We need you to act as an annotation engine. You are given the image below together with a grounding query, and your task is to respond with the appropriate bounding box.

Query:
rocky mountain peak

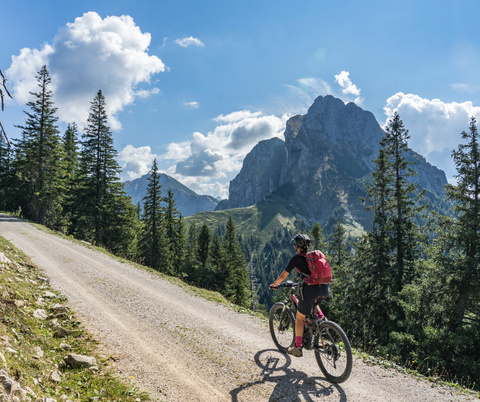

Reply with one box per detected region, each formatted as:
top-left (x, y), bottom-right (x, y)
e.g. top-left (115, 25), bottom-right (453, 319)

top-left (217, 95), bottom-right (449, 232)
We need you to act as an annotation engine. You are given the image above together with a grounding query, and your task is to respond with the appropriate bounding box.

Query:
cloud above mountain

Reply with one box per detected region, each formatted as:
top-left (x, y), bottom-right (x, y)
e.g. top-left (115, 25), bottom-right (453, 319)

top-left (119, 109), bottom-right (289, 198)
top-left (384, 92), bottom-right (480, 181)
top-left (165, 110), bottom-right (288, 179)
top-left (7, 12), bottom-right (165, 130)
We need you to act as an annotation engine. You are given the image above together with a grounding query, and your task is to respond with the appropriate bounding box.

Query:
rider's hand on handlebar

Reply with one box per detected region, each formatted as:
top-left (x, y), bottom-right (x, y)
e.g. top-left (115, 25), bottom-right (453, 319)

top-left (269, 283), bottom-right (278, 290)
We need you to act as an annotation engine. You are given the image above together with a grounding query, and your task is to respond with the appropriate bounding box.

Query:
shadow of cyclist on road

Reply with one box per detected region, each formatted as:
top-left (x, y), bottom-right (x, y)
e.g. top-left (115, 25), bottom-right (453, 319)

top-left (230, 349), bottom-right (348, 402)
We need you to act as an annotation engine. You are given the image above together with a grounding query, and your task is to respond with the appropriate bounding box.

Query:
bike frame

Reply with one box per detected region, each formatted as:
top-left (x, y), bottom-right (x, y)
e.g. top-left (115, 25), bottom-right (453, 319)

top-left (276, 281), bottom-right (326, 352)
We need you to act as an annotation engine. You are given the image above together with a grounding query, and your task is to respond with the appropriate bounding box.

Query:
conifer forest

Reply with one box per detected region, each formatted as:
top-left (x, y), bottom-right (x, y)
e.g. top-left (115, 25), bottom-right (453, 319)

top-left (1, 66), bottom-right (479, 390)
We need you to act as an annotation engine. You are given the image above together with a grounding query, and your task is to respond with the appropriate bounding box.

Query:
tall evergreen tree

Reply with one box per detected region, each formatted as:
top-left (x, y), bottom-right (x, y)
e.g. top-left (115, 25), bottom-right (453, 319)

top-left (172, 214), bottom-right (187, 275)
top-left (329, 218), bottom-right (349, 269)
top-left (309, 221), bottom-right (328, 251)
top-left (196, 222), bottom-right (213, 288)
top-left (222, 216), bottom-right (250, 307)
top-left (210, 233), bottom-right (225, 291)
top-left (196, 222), bottom-right (212, 270)
top-left (139, 159), bottom-right (168, 270)
top-left (14, 65), bottom-right (65, 227)
top-left (73, 90), bottom-right (135, 254)
top-left (401, 117), bottom-right (480, 384)
top-left (62, 123), bottom-right (80, 225)
top-left (349, 112), bottom-right (426, 350)
top-left (164, 189), bottom-right (180, 272)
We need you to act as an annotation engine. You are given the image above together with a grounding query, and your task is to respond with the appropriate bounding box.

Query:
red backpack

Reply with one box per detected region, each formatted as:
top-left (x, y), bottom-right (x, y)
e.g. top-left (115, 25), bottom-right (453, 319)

top-left (298, 250), bottom-right (332, 284)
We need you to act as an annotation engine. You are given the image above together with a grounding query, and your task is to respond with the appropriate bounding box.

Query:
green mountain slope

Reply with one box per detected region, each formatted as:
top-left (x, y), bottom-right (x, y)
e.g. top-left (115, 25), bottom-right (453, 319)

top-left (185, 194), bottom-right (297, 245)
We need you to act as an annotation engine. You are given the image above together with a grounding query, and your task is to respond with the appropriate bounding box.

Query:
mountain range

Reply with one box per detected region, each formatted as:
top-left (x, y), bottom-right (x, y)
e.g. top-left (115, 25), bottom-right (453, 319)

top-left (123, 173), bottom-right (218, 217)
top-left (215, 95), bottom-right (448, 235)
top-left (126, 95), bottom-right (449, 237)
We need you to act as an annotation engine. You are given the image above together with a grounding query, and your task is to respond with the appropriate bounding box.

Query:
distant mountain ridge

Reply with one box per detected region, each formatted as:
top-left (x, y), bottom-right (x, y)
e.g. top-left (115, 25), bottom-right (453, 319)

top-left (123, 173), bottom-right (218, 217)
top-left (216, 95), bottom-right (449, 234)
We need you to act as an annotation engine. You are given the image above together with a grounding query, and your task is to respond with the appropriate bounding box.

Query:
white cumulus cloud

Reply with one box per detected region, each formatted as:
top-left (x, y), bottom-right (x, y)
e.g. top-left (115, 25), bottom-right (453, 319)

top-left (159, 110), bottom-right (288, 184)
top-left (7, 12), bottom-right (165, 131)
top-left (334, 71), bottom-right (362, 105)
top-left (383, 92), bottom-right (480, 181)
top-left (175, 37), bottom-right (204, 48)
top-left (118, 145), bottom-right (158, 181)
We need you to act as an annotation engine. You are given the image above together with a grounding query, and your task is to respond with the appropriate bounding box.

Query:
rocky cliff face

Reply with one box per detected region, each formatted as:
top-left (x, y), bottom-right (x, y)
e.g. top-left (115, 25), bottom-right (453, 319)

top-left (217, 95), bottom-right (448, 231)
top-left (124, 174), bottom-right (218, 217)
top-left (227, 137), bottom-right (287, 209)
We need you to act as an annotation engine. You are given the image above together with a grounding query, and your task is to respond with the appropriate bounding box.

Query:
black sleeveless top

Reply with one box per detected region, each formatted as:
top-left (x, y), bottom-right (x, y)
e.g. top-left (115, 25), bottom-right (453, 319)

top-left (285, 254), bottom-right (310, 277)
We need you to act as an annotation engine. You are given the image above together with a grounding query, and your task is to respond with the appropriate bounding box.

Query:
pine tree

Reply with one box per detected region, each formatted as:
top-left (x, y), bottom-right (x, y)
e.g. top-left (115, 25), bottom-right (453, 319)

top-left (138, 159), bottom-right (168, 270)
top-left (350, 112), bottom-right (426, 349)
top-left (172, 214), bottom-right (187, 275)
top-left (210, 233), bottom-right (225, 291)
top-left (183, 220), bottom-right (198, 278)
top-left (309, 221), bottom-right (328, 251)
top-left (383, 112), bottom-right (426, 288)
top-left (14, 65), bottom-right (65, 227)
top-left (223, 216), bottom-right (250, 307)
top-left (442, 117), bottom-right (480, 330)
top-left (196, 222), bottom-right (212, 270)
top-left (196, 222), bottom-right (213, 288)
top-left (400, 118), bottom-right (480, 383)
top-left (73, 90), bottom-right (135, 255)
top-left (62, 123), bottom-right (80, 225)
top-left (329, 218), bottom-right (349, 269)
top-left (164, 189), bottom-right (180, 272)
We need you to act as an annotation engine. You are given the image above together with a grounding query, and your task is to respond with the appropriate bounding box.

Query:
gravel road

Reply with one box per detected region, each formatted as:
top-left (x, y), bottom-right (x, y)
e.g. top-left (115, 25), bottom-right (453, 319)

top-left (0, 214), bottom-right (476, 402)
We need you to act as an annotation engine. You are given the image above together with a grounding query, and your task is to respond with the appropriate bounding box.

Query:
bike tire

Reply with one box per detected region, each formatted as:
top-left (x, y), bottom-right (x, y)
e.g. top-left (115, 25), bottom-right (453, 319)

top-left (269, 303), bottom-right (295, 352)
top-left (314, 320), bottom-right (352, 383)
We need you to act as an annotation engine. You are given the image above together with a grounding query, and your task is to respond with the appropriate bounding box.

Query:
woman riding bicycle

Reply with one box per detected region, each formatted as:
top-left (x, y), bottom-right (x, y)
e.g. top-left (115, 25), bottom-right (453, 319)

top-left (270, 234), bottom-right (330, 357)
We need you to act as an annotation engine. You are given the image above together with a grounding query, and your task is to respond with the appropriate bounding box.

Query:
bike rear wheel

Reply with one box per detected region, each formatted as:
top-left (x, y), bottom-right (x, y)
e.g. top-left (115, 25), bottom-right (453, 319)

top-left (269, 303), bottom-right (295, 352)
top-left (314, 321), bottom-right (352, 383)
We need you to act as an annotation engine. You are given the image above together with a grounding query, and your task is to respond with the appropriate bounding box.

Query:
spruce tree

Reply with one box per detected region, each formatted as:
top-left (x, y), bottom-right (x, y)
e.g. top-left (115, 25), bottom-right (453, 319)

top-left (351, 112), bottom-right (426, 349)
top-left (210, 233), bottom-right (225, 291)
top-left (196, 222), bottom-right (213, 288)
top-left (223, 216), bottom-right (250, 307)
top-left (329, 218), bottom-right (349, 269)
top-left (196, 222), bottom-right (212, 270)
top-left (401, 117), bottom-right (480, 384)
top-left (62, 123), bottom-right (80, 225)
top-left (164, 189), bottom-right (180, 272)
top-left (73, 90), bottom-right (135, 255)
top-left (440, 117), bottom-right (480, 330)
top-left (14, 65), bottom-right (65, 227)
top-left (309, 221), bottom-right (328, 251)
top-left (139, 159), bottom-right (168, 270)
top-left (172, 214), bottom-right (187, 275)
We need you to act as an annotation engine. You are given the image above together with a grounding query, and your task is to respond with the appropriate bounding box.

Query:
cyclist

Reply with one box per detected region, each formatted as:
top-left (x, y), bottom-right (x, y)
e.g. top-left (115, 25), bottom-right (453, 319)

top-left (270, 234), bottom-right (330, 357)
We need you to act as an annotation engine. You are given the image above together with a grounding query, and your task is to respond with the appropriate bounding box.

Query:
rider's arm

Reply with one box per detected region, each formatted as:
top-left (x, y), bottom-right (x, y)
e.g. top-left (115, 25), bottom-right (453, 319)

top-left (271, 270), bottom-right (289, 287)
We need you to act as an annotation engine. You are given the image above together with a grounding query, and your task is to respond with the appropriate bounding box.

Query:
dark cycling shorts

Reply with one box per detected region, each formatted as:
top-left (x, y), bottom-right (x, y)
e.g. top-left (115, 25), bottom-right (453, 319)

top-left (297, 284), bottom-right (330, 316)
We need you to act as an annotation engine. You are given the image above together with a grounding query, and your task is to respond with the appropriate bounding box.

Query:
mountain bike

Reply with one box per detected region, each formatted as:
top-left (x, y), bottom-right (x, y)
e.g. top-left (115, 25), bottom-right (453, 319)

top-left (269, 281), bottom-right (352, 383)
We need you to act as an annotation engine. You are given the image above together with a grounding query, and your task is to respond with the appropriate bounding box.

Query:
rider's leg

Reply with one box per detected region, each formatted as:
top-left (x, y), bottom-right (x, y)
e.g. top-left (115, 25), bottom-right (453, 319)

top-left (314, 304), bottom-right (325, 319)
top-left (295, 310), bottom-right (306, 347)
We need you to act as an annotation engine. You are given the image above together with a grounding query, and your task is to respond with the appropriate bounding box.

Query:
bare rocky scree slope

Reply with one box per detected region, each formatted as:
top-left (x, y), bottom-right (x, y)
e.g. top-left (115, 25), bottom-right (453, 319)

top-left (0, 214), bottom-right (475, 402)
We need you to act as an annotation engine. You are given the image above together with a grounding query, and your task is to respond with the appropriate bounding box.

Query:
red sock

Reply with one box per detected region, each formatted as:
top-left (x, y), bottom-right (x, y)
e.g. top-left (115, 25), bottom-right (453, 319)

top-left (295, 336), bottom-right (302, 347)
top-left (317, 310), bottom-right (325, 319)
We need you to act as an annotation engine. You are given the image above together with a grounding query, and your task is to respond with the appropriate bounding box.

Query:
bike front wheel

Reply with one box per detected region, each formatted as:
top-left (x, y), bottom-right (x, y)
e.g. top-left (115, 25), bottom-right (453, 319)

top-left (269, 303), bottom-right (295, 352)
top-left (314, 321), bottom-right (352, 383)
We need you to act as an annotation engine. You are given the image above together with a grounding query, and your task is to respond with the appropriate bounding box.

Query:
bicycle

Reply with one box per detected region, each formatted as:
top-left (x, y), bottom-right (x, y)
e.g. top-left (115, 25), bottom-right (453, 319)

top-left (269, 280), bottom-right (352, 383)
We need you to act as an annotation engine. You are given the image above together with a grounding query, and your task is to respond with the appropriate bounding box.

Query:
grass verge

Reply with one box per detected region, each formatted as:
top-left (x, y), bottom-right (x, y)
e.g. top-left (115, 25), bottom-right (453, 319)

top-left (0, 234), bottom-right (150, 402)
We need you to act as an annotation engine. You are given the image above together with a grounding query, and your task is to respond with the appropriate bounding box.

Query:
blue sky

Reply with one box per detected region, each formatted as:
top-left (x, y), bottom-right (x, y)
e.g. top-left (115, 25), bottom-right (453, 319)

top-left (2, 0), bottom-right (480, 198)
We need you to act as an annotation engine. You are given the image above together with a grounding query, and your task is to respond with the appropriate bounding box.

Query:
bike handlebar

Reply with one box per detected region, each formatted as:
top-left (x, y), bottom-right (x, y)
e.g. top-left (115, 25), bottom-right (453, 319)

top-left (270, 280), bottom-right (300, 289)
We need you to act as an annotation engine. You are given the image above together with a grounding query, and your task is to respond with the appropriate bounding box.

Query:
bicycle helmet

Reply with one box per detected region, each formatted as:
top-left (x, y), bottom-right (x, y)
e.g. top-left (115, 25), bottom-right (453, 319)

top-left (292, 234), bottom-right (310, 249)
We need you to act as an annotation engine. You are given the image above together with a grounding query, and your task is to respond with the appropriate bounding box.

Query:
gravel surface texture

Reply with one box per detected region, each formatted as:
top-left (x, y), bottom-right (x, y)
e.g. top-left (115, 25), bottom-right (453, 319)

top-left (0, 214), bottom-right (476, 402)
